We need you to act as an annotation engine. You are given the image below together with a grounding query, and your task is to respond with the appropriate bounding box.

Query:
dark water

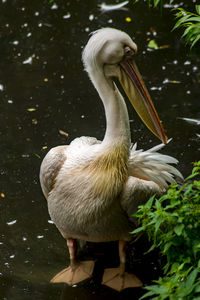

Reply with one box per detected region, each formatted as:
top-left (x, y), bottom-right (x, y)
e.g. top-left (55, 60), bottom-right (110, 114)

top-left (0, 1), bottom-right (200, 299)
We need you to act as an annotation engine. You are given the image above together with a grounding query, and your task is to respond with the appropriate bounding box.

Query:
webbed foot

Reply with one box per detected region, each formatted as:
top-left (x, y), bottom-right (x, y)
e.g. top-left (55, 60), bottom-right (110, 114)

top-left (102, 267), bottom-right (142, 291)
top-left (51, 260), bottom-right (95, 285)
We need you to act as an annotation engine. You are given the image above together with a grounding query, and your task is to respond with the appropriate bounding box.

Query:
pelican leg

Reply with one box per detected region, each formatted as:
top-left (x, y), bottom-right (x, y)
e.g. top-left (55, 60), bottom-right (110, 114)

top-left (102, 240), bottom-right (142, 291)
top-left (50, 238), bottom-right (95, 285)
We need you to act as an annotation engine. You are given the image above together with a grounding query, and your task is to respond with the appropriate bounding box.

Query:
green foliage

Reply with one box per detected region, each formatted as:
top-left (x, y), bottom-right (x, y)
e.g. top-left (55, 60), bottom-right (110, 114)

top-left (132, 1), bottom-right (200, 47)
top-left (132, 161), bottom-right (200, 299)
top-left (174, 5), bottom-right (200, 48)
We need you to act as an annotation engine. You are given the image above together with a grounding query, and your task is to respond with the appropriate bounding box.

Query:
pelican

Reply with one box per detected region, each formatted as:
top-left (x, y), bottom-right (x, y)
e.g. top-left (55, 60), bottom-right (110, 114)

top-left (40, 28), bottom-right (182, 291)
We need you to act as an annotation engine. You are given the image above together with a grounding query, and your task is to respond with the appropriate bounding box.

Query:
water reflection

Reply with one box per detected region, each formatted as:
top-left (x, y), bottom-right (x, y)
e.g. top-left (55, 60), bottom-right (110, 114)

top-left (0, 0), bottom-right (200, 299)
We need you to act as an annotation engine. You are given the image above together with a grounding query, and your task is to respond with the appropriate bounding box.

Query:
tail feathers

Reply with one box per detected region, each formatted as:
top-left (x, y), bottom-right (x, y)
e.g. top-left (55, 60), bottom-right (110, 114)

top-left (129, 142), bottom-right (183, 188)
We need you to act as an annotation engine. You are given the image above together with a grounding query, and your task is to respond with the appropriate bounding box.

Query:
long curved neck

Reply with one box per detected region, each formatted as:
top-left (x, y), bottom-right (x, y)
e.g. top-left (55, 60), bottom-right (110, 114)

top-left (88, 68), bottom-right (131, 147)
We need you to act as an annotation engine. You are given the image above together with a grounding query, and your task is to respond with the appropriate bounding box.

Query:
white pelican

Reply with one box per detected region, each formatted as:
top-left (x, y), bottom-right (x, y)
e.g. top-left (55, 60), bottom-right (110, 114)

top-left (40, 28), bottom-right (182, 291)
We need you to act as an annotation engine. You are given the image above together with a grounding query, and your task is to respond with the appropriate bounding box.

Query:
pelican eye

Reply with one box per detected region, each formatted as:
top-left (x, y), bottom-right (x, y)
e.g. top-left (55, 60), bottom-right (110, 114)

top-left (124, 46), bottom-right (135, 60)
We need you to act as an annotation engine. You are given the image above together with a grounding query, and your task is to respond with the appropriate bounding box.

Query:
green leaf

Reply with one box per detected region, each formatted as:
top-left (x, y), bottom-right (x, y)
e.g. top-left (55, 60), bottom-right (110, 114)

top-left (145, 195), bottom-right (155, 209)
top-left (147, 39), bottom-right (159, 49)
top-left (155, 216), bottom-right (163, 233)
top-left (185, 269), bottom-right (199, 288)
top-left (196, 5), bottom-right (200, 15)
top-left (174, 224), bottom-right (184, 236)
top-left (173, 14), bottom-right (191, 30)
top-left (131, 226), bottom-right (145, 234)
top-left (191, 34), bottom-right (200, 48)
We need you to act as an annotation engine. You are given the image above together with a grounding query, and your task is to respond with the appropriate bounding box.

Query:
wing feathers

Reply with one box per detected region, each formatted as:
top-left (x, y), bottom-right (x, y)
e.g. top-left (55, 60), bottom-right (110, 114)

top-left (129, 142), bottom-right (183, 188)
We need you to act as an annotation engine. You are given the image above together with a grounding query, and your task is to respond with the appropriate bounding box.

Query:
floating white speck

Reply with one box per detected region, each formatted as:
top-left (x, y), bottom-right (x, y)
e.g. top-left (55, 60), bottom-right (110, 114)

top-left (0, 84), bottom-right (4, 91)
top-left (85, 27), bottom-right (90, 32)
top-left (184, 61), bottom-right (191, 65)
top-left (108, 19), bottom-right (113, 23)
top-left (38, 23), bottom-right (42, 27)
top-left (163, 3), bottom-right (179, 8)
top-left (150, 86), bottom-right (162, 91)
top-left (63, 13), bottom-right (71, 19)
top-left (99, 1), bottom-right (128, 13)
top-left (35, 11), bottom-right (39, 16)
top-left (48, 220), bottom-right (54, 224)
top-left (0, 242), bottom-right (3, 245)
top-left (51, 3), bottom-right (58, 10)
top-left (7, 220), bottom-right (17, 226)
top-left (37, 235), bottom-right (44, 239)
top-left (89, 14), bottom-right (94, 21)
top-left (60, 75), bottom-right (64, 79)
top-left (10, 255), bottom-right (15, 259)
top-left (13, 40), bottom-right (19, 45)
top-left (81, 115), bottom-right (85, 119)
top-left (163, 78), bottom-right (169, 84)
top-left (23, 23), bottom-right (28, 27)
top-left (23, 56), bottom-right (33, 64)
top-left (8, 99), bottom-right (13, 104)
top-left (27, 32), bottom-right (32, 37)
top-left (23, 237), bottom-right (27, 241)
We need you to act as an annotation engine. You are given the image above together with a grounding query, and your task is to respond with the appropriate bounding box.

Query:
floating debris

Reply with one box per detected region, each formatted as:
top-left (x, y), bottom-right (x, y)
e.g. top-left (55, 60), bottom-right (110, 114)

top-left (51, 3), bottom-right (58, 10)
top-left (59, 129), bottom-right (69, 138)
top-left (89, 14), bottom-right (94, 21)
top-left (163, 78), bottom-right (181, 84)
top-left (125, 17), bottom-right (131, 22)
top-left (63, 13), bottom-right (71, 19)
top-left (178, 117), bottom-right (200, 126)
top-left (99, 1), bottom-right (128, 13)
top-left (0, 84), bottom-right (4, 91)
top-left (48, 220), bottom-right (54, 224)
top-left (7, 220), bottom-right (17, 226)
top-left (27, 107), bottom-right (36, 112)
top-left (147, 39), bottom-right (170, 50)
top-left (148, 39), bottom-right (159, 49)
top-left (37, 235), bottom-right (44, 239)
top-left (23, 55), bottom-right (34, 64)
top-left (0, 193), bottom-right (5, 198)
top-left (32, 118), bottom-right (38, 125)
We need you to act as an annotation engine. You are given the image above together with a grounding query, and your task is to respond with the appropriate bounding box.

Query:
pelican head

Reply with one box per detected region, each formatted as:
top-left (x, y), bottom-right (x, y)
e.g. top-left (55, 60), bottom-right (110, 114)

top-left (82, 28), bottom-right (167, 144)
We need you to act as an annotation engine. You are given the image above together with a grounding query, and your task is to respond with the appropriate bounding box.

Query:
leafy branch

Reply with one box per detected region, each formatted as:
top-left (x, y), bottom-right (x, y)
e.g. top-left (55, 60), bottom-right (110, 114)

top-left (132, 161), bottom-right (200, 299)
top-left (174, 5), bottom-right (200, 48)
